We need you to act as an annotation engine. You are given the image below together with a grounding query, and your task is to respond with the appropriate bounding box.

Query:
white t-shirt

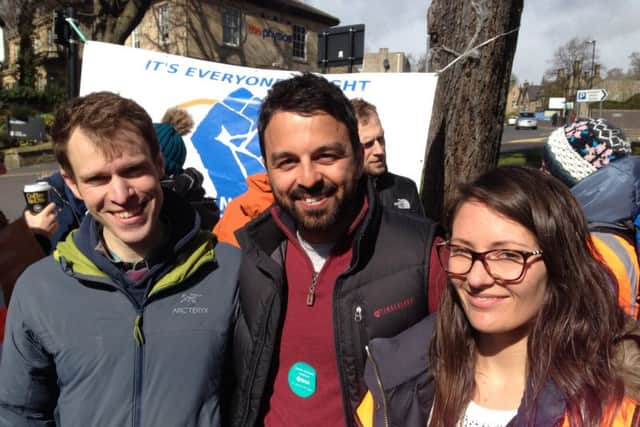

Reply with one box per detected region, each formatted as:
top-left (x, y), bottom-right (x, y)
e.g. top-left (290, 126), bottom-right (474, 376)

top-left (459, 401), bottom-right (518, 427)
top-left (296, 230), bottom-right (334, 273)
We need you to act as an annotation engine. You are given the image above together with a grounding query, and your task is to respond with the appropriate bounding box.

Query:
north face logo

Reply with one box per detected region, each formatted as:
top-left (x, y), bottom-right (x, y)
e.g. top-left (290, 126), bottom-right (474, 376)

top-left (393, 198), bottom-right (411, 209)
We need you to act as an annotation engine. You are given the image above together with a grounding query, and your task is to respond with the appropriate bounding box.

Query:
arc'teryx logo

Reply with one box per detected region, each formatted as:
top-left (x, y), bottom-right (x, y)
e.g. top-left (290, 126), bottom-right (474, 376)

top-left (172, 292), bottom-right (208, 315)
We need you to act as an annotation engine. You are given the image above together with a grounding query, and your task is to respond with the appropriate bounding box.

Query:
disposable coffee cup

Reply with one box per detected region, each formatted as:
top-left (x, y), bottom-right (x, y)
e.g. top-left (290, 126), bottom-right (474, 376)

top-left (24, 181), bottom-right (51, 213)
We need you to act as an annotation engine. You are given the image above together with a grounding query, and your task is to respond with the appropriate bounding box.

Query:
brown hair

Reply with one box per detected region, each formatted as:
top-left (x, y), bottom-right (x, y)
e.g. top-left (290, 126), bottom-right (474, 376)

top-left (257, 72), bottom-right (361, 162)
top-left (429, 166), bottom-right (627, 427)
top-left (350, 98), bottom-right (378, 125)
top-left (50, 91), bottom-right (158, 178)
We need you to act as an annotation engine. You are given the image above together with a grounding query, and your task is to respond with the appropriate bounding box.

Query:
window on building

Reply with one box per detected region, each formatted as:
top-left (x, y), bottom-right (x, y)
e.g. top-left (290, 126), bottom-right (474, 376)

top-left (293, 25), bottom-right (306, 60)
top-left (159, 3), bottom-right (169, 45)
top-left (223, 9), bottom-right (240, 46)
top-left (132, 28), bottom-right (141, 48)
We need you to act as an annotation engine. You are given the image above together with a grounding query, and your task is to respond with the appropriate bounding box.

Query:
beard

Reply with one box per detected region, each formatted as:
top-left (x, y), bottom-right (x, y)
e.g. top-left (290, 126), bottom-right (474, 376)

top-left (274, 177), bottom-right (362, 235)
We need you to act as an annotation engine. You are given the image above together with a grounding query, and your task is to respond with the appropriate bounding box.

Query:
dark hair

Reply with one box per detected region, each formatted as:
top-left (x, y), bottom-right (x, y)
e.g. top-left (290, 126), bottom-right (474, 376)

top-left (429, 166), bottom-right (627, 427)
top-left (51, 91), bottom-right (158, 178)
top-left (350, 98), bottom-right (378, 125)
top-left (257, 72), bottom-right (361, 160)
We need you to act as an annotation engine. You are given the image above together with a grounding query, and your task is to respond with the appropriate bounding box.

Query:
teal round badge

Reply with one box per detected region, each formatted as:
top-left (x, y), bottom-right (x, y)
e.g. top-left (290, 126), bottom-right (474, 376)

top-left (287, 361), bottom-right (317, 398)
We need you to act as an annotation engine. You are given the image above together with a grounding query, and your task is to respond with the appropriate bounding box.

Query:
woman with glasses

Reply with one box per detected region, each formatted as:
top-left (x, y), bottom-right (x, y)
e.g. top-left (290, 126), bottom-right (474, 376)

top-left (355, 166), bottom-right (640, 427)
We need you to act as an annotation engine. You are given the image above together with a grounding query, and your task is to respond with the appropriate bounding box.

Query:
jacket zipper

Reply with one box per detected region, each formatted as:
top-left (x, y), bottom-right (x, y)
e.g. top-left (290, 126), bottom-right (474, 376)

top-left (306, 272), bottom-right (319, 306)
top-left (132, 309), bottom-right (145, 427)
top-left (354, 305), bottom-right (368, 357)
top-left (333, 261), bottom-right (363, 425)
top-left (365, 345), bottom-right (390, 427)
top-left (354, 306), bottom-right (363, 322)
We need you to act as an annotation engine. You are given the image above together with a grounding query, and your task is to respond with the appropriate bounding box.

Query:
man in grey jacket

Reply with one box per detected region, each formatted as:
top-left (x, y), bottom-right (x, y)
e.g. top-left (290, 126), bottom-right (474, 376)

top-left (0, 92), bottom-right (239, 426)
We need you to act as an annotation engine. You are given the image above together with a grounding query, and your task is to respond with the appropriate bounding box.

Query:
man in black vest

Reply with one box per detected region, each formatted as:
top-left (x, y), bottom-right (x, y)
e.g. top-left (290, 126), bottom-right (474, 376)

top-left (351, 98), bottom-right (424, 216)
top-left (228, 73), bottom-right (444, 427)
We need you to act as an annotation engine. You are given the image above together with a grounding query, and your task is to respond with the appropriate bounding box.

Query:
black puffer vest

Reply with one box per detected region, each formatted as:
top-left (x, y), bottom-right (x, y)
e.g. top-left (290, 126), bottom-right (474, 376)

top-left (228, 179), bottom-right (439, 427)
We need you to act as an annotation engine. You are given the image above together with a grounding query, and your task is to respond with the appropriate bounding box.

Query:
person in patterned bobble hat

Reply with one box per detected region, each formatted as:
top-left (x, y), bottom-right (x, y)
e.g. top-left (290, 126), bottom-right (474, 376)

top-left (544, 118), bottom-right (640, 321)
top-left (542, 118), bottom-right (632, 187)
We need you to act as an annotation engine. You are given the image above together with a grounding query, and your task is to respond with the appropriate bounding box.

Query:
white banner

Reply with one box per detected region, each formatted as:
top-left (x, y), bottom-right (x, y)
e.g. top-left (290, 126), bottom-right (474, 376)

top-left (80, 41), bottom-right (437, 212)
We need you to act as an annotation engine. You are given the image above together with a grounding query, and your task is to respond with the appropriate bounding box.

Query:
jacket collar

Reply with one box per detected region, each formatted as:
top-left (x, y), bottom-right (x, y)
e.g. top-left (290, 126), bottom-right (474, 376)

top-left (508, 381), bottom-right (566, 427)
top-left (239, 177), bottom-right (382, 265)
top-left (364, 315), bottom-right (436, 395)
top-left (54, 189), bottom-right (216, 296)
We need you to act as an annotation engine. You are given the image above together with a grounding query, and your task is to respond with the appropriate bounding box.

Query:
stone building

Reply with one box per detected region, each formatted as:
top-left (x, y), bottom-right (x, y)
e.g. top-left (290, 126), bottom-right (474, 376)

top-left (0, 0), bottom-right (339, 89)
top-left (0, 10), bottom-right (71, 90)
top-left (126, 0), bottom-right (338, 71)
top-left (506, 81), bottom-right (543, 114)
top-left (361, 48), bottom-right (410, 73)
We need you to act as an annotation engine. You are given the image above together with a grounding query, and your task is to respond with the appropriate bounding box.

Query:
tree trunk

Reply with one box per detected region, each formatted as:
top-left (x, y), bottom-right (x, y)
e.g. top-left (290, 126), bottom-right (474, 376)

top-left (16, 0), bottom-right (36, 87)
top-left (420, 0), bottom-right (523, 223)
top-left (92, 0), bottom-right (152, 44)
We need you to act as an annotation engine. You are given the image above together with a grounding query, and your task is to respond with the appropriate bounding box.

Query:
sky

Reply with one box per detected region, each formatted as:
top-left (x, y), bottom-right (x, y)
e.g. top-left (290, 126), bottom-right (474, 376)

top-left (305, 0), bottom-right (640, 84)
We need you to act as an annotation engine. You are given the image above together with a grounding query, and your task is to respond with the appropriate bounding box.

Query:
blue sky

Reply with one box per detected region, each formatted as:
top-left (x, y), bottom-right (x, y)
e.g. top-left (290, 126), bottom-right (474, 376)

top-left (306, 0), bottom-right (640, 84)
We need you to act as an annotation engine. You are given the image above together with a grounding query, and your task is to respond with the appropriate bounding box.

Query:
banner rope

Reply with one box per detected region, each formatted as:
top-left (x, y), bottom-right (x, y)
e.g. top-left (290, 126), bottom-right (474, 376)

top-left (435, 27), bottom-right (520, 75)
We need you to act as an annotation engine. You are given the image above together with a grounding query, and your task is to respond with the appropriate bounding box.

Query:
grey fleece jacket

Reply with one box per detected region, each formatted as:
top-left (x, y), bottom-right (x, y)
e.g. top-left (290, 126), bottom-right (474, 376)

top-left (0, 200), bottom-right (240, 427)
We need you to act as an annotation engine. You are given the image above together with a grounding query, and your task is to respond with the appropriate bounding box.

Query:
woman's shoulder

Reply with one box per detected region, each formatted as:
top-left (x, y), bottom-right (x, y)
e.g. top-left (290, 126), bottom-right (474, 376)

top-left (359, 314), bottom-right (437, 427)
top-left (365, 314), bottom-right (437, 389)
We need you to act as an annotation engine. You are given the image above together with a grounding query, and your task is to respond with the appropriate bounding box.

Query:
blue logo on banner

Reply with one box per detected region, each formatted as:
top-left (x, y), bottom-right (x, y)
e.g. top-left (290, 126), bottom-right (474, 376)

top-left (191, 88), bottom-right (265, 212)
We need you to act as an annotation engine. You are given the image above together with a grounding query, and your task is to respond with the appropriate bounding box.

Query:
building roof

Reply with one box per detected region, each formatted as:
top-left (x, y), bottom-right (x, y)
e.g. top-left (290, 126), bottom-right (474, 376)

top-left (246, 0), bottom-right (340, 27)
top-left (527, 85), bottom-right (542, 101)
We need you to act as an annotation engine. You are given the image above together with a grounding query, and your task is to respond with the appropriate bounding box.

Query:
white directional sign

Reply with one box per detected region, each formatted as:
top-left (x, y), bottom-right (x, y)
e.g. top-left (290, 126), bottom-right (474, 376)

top-left (576, 89), bottom-right (608, 103)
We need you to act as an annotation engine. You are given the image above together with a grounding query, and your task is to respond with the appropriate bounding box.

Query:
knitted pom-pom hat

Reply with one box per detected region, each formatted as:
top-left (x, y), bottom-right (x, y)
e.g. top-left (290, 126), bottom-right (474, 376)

top-left (153, 107), bottom-right (194, 177)
top-left (542, 118), bottom-right (631, 187)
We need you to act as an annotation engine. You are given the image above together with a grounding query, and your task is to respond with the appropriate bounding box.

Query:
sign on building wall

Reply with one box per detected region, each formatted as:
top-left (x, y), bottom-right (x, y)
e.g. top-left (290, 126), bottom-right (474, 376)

top-left (80, 41), bottom-right (438, 212)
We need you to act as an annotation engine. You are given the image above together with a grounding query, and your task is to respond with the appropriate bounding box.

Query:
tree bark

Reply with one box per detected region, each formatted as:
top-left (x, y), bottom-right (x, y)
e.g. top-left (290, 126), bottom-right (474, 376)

top-left (92, 0), bottom-right (152, 44)
top-left (16, 0), bottom-right (36, 87)
top-left (420, 0), bottom-right (523, 223)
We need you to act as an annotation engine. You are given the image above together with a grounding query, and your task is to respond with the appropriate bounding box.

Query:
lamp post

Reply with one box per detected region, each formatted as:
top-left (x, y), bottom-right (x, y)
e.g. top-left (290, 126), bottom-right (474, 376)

top-left (586, 40), bottom-right (596, 88)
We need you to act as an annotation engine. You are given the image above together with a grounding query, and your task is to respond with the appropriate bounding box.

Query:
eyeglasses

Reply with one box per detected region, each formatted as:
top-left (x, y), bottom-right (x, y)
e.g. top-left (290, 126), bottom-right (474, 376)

top-left (436, 242), bottom-right (543, 283)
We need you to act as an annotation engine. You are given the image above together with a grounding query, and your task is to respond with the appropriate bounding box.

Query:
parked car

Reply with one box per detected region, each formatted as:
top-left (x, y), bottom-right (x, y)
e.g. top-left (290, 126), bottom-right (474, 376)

top-left (515, 112), bottom-right (537, 130)
top-left (507, 116), bottom-right (518, 126)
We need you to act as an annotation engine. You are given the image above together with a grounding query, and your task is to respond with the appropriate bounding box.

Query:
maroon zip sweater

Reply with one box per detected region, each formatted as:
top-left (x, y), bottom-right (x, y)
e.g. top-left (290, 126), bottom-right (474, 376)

top-left (264, 199), bottom-right (369, 427)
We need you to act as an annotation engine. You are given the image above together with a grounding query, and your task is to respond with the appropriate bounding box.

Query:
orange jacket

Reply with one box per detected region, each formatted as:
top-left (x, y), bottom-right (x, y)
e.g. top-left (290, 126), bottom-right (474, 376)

top-left (591, 232), bottom-right (640, 319)
top-left (213, 172), bottom-right (273, 247)
top-left (356, 394), bottom-right (640, 427)
top-left (560, 397), bottom-right (640, 427)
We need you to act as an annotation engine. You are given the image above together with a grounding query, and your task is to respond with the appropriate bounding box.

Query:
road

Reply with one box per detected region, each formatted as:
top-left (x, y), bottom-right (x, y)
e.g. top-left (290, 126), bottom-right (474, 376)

top-left (0, 127), bottom-right (554, 222)
top-left (500, 124), bottom-right (550, 152)
top-left (0, 122), bottom-right (623, 222)
top-left (1, 162), bottom-right (58, 221)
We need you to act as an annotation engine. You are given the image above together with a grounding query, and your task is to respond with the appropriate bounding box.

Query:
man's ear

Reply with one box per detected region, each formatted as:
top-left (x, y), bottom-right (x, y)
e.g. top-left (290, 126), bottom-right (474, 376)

top-left (155, 152), bottom-right (165, 177)
top-left (354, 143), bottom-right (365, 176)
top-left (60, 168), bottom-right (82, 200)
